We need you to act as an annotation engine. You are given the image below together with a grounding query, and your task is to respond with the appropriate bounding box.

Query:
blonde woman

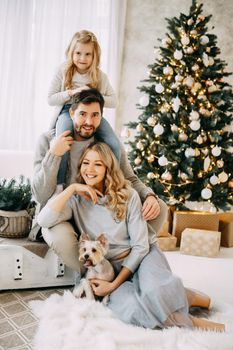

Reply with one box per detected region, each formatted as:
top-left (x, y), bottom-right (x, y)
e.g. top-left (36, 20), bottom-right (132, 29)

top-left (38, 142), bottom-right (230, 332)
top-left (48, 30), bottom-right (119, 190)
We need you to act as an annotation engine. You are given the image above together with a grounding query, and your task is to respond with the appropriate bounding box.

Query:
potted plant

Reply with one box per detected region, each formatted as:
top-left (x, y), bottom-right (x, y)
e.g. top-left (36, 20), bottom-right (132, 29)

top-left (0, 176), bottom-right (36, 238)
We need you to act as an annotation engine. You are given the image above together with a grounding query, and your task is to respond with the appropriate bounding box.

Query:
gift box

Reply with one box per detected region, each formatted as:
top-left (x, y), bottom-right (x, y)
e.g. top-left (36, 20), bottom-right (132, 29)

top-left (180, 228), bottom-right (221, 257)
top-left (172, 211), bottom-right (219, 246)
top-left (157, 222), bottom-right (170, 237)
top-left (218, 213), bottom-right (233, 247)
top-left (157, 234), bottom-right (177, 251)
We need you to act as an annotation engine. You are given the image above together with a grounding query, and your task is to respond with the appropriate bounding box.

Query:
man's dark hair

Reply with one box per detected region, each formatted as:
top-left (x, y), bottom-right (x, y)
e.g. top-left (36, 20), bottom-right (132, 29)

top-left (70, 88), bottom-right (104, 114)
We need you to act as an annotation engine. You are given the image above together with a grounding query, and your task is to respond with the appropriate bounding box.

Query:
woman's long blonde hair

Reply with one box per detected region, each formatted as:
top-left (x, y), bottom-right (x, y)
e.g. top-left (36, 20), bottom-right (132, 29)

top-left (77, 142), bottom-right (131, 221)
top-left (65, 30), bottom-right (101, 90)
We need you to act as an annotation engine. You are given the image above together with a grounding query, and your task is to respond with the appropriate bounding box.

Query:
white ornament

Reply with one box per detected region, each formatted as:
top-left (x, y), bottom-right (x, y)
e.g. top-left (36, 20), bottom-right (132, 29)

top-left (203, 53), bottom-right (209, 67)
top-left (185, 148), bottom-right (195, 157)
top-left (181, 35), bottom-right (190, 46)
top-left (172, 96), bottom-right (181, 112)
top-left (161, 171), bottom-right (172, 181)
top-left (196, 135), bottom-right (203, 144)
top-left (174, 50), bottom-right (183, 60)
top-left (211, 146), bottom-right (221, 157)
top-left (134, 157), bottom-right (141, 165)
top-left (175, 74), bottom-right (183, 82)
top-left (161, 37), bottom-right (172, 47)
top-left (139, 95), bottom-right (149, 107)
top-left (208, 57), bottom-right (214, 66)
top-left (178, 133), bottom-right (188, 142)
top-left (147, 172), bottom-right (155, 180)
top-left (200, 35), bottom-right (209, 45)
top-left (147, 117), bottom-right (156, 127)
top-left (210, 174), bottom-right (219, 186)
top-left (190, 30), bottom-right (197, 35)
top-left (171, 124), bottom-right (178, 132)
top-left (155, 83), bottom-right (164, 94)
top-left (208, 85), bottom-right (217, 93)
top-left (201, 188), bottom-right (212, 200)
top-left (204, 156), bottom-right (211, 171)
top-left (163, 66), bottom-right (173, 75)
top-left (190, 111), bottom-right (200, 120)
top-left (158, 155), bottom-right (168, 166)
top-left (186, 47), bottom-right (194, 54)
top-left (153, 123), bottom-right (164, 136)
top-left (184, 76), bottom-right (194, 87)
top-left (189, 120), bottom-right (201, 131)
top-left (192, 64), bottom-right (199, 71)
top-left (218, 172), bottom-right (228, 183)
top-left (187, 18), bottom-right (194, 26)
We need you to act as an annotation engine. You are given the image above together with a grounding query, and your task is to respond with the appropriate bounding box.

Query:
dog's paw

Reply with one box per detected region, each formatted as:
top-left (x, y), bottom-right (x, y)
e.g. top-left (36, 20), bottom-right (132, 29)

top-left (72, 286), bottom-right (84, 298)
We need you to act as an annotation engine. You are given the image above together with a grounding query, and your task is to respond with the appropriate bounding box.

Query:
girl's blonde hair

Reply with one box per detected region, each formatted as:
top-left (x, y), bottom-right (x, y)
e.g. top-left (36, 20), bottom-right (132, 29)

top-left (77, 142), bottom-right (131, 221)
top-left (65, 30), bottom-right (101, 90)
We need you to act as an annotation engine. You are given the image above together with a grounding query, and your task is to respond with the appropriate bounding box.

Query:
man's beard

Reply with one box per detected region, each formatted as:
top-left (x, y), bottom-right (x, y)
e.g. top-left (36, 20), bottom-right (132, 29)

top-left (75, 124), bottom-right (95, 139)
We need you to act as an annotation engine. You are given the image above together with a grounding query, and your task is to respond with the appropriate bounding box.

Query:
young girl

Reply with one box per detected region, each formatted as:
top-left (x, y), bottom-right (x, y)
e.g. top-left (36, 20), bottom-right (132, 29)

top-left (48, 30), bottom-right (119, 188)
top-left (38, 142), bottom-right (231, 332)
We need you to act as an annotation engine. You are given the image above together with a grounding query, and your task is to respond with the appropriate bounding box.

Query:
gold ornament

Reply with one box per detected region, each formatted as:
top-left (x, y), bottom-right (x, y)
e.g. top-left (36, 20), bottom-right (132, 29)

top-left (136, 123), bottom-right (144, 132)
top-left (147, 172), bottom-right (156, 180)
top-left (147, 154), bottom-right (155, 163)
top-left (217, 160), bottom-right (224, 168)
top-left (228, 181), bottom-right (233, 188)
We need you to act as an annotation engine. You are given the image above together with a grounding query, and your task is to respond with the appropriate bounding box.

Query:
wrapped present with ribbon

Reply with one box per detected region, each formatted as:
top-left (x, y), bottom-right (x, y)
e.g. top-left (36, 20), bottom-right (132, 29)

top-left (218, 213), bottom-right (233, 247)
top-left (172, 211), bottom-right (219, 246)
top-left (157, 233), bottom-right (177, 251)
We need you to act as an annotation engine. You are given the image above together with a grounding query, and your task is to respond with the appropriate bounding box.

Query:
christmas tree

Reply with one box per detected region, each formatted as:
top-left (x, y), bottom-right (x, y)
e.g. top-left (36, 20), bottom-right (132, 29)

top-left (126, 0), bottom-right (233, 211)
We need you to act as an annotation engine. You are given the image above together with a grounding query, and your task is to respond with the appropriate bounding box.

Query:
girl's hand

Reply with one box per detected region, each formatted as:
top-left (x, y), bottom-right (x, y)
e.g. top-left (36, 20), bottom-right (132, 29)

top-left (69, 85), bottom-right (90, 96)
top-left (72, 184), bottom-right (102, 204)
top-left (89, 279), bottom-right (114, 297)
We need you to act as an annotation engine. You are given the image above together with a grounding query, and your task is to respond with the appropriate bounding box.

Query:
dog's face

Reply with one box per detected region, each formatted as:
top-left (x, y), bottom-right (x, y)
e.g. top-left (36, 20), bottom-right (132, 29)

top-left (79, 233), bottom-right (109, 268)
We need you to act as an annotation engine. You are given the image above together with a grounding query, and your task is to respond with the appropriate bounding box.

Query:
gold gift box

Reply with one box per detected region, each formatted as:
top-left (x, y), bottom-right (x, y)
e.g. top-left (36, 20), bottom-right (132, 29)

top-left (172, 211), bottom-right (219, 246)
top-left (218, 213), bottom-right (233, 247)
top-left (157, 234), bottom-right (177, 251)
top-left (180, 228), bottom-right (221, 258)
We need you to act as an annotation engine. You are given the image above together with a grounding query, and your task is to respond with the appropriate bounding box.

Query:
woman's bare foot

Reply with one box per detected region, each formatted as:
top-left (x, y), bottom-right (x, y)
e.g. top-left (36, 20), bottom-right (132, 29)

top-left (186, 289), bottom-right (211, 309)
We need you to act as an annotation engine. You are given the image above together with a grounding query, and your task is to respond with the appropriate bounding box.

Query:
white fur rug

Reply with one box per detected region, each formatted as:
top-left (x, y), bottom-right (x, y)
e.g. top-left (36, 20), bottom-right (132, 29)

top-left (30, 291), bottom-right (233, 350)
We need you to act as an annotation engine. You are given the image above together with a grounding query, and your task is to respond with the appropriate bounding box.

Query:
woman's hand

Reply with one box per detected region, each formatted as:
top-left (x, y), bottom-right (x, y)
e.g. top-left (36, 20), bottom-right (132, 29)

top-left (89, 279), bottom-right (114, 297)
top-left (72, 184), bottom-right (102, 204)
top-left (142, 195), bottom-right (160, 221)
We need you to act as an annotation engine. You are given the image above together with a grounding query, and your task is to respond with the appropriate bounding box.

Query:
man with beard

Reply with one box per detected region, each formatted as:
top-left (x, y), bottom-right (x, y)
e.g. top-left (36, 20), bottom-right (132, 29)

top-left (30, 89), bottom-right (167, 273)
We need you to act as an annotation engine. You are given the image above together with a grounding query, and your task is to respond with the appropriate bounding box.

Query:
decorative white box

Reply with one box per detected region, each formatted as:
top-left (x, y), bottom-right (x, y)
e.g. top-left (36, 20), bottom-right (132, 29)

top-left (180, 228), bottom-right (221, 258)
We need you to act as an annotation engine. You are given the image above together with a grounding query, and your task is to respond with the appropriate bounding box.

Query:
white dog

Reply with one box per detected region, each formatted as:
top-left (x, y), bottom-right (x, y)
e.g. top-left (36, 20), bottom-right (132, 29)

top-left (73, 233), bottom-right (115, 304)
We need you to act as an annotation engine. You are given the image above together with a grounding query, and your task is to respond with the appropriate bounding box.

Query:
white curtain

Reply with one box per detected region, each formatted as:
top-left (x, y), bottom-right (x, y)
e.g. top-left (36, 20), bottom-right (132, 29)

top-left (0, 0), bottom-right (127, 151)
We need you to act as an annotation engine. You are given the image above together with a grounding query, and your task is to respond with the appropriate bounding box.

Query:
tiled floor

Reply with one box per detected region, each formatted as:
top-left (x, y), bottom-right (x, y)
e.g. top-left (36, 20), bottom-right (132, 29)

top-left (0, 287), bottom-right (71, 350)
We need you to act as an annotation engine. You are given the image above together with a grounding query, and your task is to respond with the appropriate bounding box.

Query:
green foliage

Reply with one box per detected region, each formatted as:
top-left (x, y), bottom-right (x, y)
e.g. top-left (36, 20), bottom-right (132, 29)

top-left (0, 176), bottom-right (36, 211)
top-left (126, 0), bottom-right (233, 211)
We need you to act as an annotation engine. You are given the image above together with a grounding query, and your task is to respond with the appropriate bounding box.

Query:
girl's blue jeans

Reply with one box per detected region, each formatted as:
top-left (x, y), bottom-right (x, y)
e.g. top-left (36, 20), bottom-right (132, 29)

top-left (55, 104), bottom-right (121, 185)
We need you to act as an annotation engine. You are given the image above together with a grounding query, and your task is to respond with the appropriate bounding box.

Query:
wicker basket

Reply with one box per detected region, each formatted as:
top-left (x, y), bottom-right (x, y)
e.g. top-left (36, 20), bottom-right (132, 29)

top-left (0, 208), bottom-right (35, 238)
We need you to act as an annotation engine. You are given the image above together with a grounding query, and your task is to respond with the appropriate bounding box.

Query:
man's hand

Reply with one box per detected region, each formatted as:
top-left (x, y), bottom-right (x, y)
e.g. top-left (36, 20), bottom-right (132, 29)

top-left (142, 195), bottom-right (160, 221)
top-left (49, 130), bottom-right (74, 156)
